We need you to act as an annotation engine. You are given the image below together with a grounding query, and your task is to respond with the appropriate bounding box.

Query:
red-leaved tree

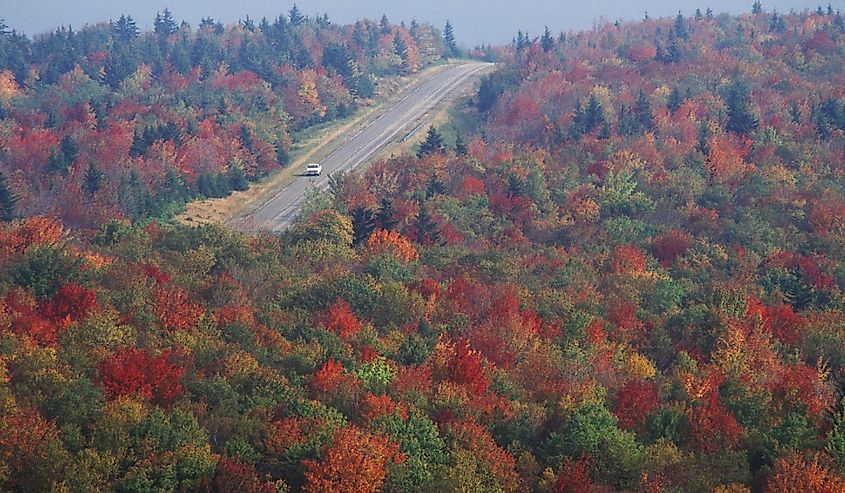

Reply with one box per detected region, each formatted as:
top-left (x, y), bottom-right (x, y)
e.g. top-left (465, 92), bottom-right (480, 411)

top-left (613, 379), bottom-right (659, 431)
top-left (319, 298), bottom-right (363, 339)
top-left (98, 348), bottom-right (184, 403)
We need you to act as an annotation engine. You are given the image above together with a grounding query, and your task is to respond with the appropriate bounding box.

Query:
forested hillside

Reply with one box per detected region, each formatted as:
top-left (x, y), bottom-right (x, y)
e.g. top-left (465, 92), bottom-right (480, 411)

top-left (0, 10), bottom-right (449, 227)
top-left (2, 5), bottom-right (845, 493)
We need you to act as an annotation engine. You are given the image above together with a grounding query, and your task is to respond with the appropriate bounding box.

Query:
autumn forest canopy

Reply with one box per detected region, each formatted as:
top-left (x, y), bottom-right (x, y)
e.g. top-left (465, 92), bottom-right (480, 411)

top-left (2, 3), bottom-right (845, 493)
top-left (0, 8), bottom-right (454, 226)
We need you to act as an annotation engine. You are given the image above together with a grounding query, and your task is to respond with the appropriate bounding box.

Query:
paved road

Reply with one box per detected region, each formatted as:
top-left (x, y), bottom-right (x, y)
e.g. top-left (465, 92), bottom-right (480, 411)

top-left (230, 62), bottom-right (493, 233)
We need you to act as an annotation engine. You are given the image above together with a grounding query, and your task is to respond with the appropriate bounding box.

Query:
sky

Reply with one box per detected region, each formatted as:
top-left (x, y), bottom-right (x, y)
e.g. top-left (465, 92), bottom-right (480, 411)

top-left (2, 0), bottom-right (841, 46)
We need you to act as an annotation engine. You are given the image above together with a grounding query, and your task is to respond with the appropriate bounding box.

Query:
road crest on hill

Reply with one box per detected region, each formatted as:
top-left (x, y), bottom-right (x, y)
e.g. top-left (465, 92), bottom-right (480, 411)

top-left (229, 61), bottom-right (493, 233)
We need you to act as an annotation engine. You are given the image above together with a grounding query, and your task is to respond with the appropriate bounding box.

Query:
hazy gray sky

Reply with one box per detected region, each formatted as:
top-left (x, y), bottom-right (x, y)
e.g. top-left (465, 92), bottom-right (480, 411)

top-left (2, 1), bottom-right (841, 45)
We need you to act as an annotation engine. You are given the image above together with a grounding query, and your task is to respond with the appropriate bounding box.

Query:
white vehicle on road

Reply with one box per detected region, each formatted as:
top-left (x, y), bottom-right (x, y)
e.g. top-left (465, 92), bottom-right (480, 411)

top-left (305, 163), bottom-right (322, 176)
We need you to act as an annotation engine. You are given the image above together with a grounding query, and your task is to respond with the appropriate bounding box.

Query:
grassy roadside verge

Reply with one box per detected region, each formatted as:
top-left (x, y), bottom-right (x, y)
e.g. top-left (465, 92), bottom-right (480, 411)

top-left (177, 60), bottom-right (484, 227)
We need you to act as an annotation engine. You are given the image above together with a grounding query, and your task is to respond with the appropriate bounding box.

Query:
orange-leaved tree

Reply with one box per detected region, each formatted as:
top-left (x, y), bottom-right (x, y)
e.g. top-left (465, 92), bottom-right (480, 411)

top-left (302, 426), bottom-right (401, 493)
top-left (765, 452), bottom-right (845, 493)
top-left (366, 228), bottom-right (419, 262)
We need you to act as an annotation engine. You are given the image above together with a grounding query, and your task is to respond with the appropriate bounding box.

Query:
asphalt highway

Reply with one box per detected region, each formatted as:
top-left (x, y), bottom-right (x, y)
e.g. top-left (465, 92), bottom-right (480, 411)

top-left (231, 61), bottom-right (493, 233)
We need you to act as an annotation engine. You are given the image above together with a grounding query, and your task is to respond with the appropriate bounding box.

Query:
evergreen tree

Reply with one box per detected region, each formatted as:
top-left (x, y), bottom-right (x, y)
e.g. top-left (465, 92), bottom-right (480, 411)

top-left (572, 99), bottom-right (586, 135)
top-left (618, 105), bottom-right (638, 137)
top-left (585, 96), bottom-right (603, 128)
top-left (393, 33), bottom-right (409, 73)
top-left (288, 5), bottom-right (305, 26)
top-left (752, 1), bottom-right (764, 14)
top-left (48, 135), bottom-right (78, 175)
top-left (83, 162), bottom-right (103, 198)
top-left (655, 41), bottom-right (669, 63)
top-left (790, 102), bottom-right (802, 124)
top-left (444, 20), bottom-right (457, 57)
top-left (352, 206), bottom-right (376, 246)
top-left (674, 12), bottom-right (689, 41)
top-left (276, 142), bottom-right (289, 167)
top-left (113, 14), bottom-right (139, 42)
top-left (227, 166), bottom-right (249, 192)
top-left (104, 41), bottom-right (139, 89)
top-left (573, 95), bottom-right (606, 136)
top-left (355, 73), bottom-right (375, 99)
top-left (129, 128), bottom-right (148, 158)
top-left (91, 98), bottom-right (109, 130)
top-left (259, 16), bottom-right (271, 34)
top-left (455, 134), bottom-right (468, 155)
top-left (599, 120), bottom-right (611, 139)
top-left (416, 203), bottom-right (443, 246)
top-left (409, 19), bottom-right (419, 40)
top-left (327, 170), bottom-right (348, 199)
top-left (769, 10), bottom-right (787, 32)
top-left (417, 126), bottom-right (445, 158)
top-left (515, 30), bottom-right (530, 53)
top-left (0, 170), bottom-right (18, 221)
top-left (666, 29), bottom-right (682, 62)
top-left (239, 125), bottom-right (255, 153)
top-left (199, 17), bottom-right (219, 33)
top-left (196, 173), bottom-right (213, 198)
top-left (507, 174), bottom-right (525, 198)
top-left (724, 79), bottom-right (759, 135)
top-left (154, 9), bottom-right (177, 37)
top-left (160, 168), bottom-right (189, 204)
top-left (322, 43), bottom-right (354, 80)
top-left (425, 175), bottom-right (446, 199)
top-left (477, 75), bottom-right (503, 113)
top-left (168, 42), bottom-right (190, 74)
top-left (635, 90), bottom-right (655, 132)
top-left (380, 14), bottom-right (391, 34)
top-left (119, 168), bottom-right (151, 220)
top-left (376, 196), bottom-right (398, 230)
top-left (667, 87), bottom-right (685, 113)
top-left (541, 26), bottom-right (554, 52)
top-left (697, 121), bottom-right (713, 155)
top-left (240, 15), bottom-right (256, 32)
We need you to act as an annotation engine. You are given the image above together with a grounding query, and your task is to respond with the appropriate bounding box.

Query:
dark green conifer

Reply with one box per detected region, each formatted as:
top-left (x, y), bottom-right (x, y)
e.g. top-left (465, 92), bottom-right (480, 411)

top-left (674, 12), bottom-right (689, 41)
top-left (352, 206), bottom-right (376, 246)
top-left (541, 26), bottom-right (554, 52)
top-left (444, 20), bottom-right (457, 57)
top-left (417, 126), bottom-right (445, 158)
top-left (0, 170), bottom-right (18, 221)
top-left (416, 203), bottom-right (443, 246)
top-left (725, 79), bottom-right (759, 135)
top-left (668, 87), bottom-right (685, 113)
top-left (635, 90), bottom-right (655, 132)
top-left (83, 162), bottom-right (103, 198)
top-left (455, 134), bottom-right (468, 155)
top-left (376, 196), bottom-right (398, 230)
top-left (288, 5), bottom-right (305, 26)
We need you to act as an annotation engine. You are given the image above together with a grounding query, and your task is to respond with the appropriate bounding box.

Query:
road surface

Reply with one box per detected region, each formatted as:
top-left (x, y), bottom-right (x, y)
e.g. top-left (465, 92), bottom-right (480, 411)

top-left (230, 61), bottom-right (493, 233)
